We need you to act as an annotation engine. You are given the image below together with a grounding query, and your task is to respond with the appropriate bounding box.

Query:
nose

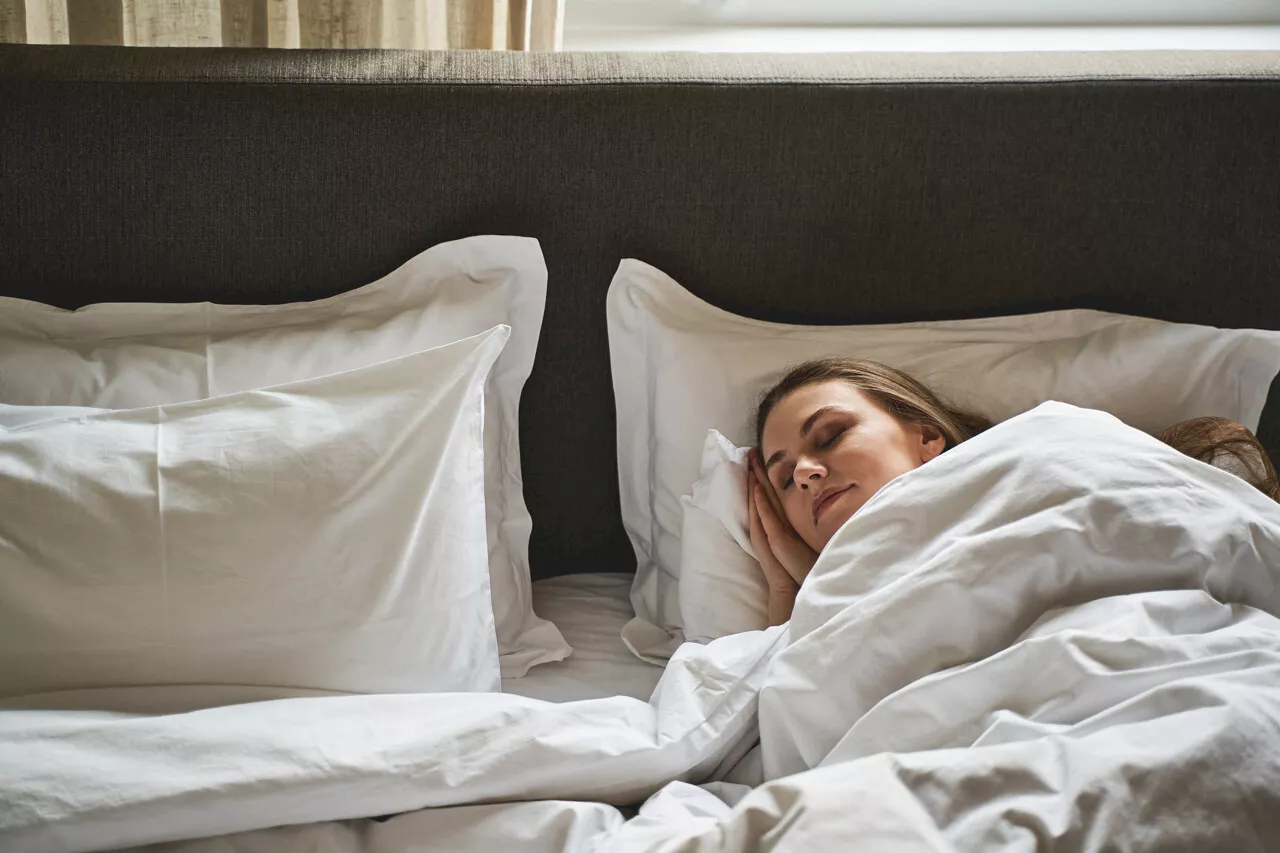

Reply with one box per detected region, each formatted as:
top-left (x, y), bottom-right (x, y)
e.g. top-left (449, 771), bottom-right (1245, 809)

top-left (794, 455), bottom-right (826, 490)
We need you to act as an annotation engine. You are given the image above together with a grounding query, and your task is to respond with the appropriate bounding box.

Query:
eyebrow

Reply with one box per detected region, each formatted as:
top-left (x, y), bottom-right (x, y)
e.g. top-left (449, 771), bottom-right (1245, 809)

top-left (764, 406), bottom-right (841, 471)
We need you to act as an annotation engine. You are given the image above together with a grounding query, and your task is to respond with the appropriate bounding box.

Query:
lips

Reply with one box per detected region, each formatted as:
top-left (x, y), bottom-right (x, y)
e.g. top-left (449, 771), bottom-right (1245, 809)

top-left (812, 484), bottom-right (853, 524)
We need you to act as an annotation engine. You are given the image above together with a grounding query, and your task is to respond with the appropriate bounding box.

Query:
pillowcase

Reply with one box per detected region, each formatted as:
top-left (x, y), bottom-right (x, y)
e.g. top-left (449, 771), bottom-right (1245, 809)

top-left (0, 328), bottom-right (508, 698)
top-left (606, 259), bottom-right (1280, 656)
top-left (0, 236), bottom-right (567, 678)
top-left (678, 430), bottom-right (769, 646)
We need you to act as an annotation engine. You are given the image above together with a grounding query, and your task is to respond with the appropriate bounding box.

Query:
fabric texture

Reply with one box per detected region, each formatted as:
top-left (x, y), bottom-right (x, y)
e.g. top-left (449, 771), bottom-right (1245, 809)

top-left (0, 328), bottom-right (508, 698)
top-left (763, 402), bottom-right (1280, 777)
top-left (628, 428), bottom-right (769, 662)
top-left (6, 404), bottom-right (1280, 853)
top-left (677, 430), bottom-right (768, 648)
top-left (2, 47), bottom-right (1280, 581)
top-left (0, 235), bottom-right (569, 678)
top-left (1, 0), bottom-right (563, 49)
top-left (608, 259), bottom-right (1280, 645)
top-left (501, 573), bottom-right (665, 703)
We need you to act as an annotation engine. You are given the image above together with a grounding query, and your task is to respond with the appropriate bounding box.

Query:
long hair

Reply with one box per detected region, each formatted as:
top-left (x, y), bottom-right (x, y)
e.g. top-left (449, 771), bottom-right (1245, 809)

top-left (1158, 417), bottom-right (1279, 500)
top-left (754, 358), bottom-right (1279, 503)
top-left (755, 358), bottom-right (993, 450)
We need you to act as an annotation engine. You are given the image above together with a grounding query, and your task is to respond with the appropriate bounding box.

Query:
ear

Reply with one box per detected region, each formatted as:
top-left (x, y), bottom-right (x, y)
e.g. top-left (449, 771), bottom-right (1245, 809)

top-left (917, 422), bottom-right (946, 464)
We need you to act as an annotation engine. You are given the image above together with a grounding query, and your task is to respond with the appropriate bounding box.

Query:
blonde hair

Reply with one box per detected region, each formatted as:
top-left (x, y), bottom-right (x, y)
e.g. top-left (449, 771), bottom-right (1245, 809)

top-left (755, 357), bottom-right (993, 449)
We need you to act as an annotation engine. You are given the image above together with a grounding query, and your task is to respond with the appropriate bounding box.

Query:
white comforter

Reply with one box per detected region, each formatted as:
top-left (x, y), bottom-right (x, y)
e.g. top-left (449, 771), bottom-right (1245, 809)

top-left (5, 403), bottom-right (1280, 853)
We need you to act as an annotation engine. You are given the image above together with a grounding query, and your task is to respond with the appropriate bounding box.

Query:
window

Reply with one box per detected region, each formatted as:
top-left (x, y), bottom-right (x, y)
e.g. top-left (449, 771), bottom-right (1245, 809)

top-left (670, 0), bottom-right (1278, 26)
top-left (571, 0), bottom-right (1280, 29)
top-left (565, 0), bottom-right (1280, 52)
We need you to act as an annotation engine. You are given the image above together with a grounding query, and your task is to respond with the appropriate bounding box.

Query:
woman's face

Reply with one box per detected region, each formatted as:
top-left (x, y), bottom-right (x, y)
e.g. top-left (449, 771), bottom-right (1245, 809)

top-left (760, 380), bottom-right (945, 551)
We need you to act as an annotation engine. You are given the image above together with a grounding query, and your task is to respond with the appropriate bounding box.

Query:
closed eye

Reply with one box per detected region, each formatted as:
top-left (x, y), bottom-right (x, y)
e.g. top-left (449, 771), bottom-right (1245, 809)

top-left (782, 426), bottom-right (846, 489)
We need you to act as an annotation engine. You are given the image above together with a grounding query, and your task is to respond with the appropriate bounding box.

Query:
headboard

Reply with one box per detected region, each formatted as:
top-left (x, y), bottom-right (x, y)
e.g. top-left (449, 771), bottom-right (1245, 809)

top-left (2, 46), bottom-right (1278, 579)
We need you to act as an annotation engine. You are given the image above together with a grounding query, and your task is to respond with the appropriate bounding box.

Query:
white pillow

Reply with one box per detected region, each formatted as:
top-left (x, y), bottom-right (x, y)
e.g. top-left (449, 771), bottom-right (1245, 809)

top-left (678, 430), bottom-right (768, 647)
top-left (0, 328), bottom-right (508, 699)
top-left (607, 259), bottom-right (1280, 653)
top-left (0, 236), bottom-right (567, 678)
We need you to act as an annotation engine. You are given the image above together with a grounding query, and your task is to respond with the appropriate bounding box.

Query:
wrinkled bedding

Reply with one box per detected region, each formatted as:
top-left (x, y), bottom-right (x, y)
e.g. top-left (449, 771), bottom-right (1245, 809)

top-left (502, 573), bottom-right (665, 703)
top-left (4, 403), bottom-right (1280, 853)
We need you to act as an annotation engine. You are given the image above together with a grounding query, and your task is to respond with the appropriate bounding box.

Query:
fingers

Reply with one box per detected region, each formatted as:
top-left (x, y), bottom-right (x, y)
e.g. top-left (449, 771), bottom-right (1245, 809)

top-left (748, 480), bottom-right (776, 558)
top-left (748, 449), bottom-right (787, 526)
top-left (747, 478), bottom-right (767, 553)
top-left (747, 449), bottom-right (767, 494)
top-left (749, 481), bottom-right (794, 591)
top-left (753, 483), bottom-right (787, 545)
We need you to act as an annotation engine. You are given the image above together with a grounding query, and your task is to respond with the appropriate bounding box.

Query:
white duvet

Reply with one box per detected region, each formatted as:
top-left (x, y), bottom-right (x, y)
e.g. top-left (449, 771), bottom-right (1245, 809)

top-left (4, 403), bottom-right (1280, 853)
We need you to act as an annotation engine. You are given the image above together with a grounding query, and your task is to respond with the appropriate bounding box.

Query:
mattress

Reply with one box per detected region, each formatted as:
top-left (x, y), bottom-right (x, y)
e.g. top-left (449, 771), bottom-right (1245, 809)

top-left (502, 573), bottom-right (664, 703)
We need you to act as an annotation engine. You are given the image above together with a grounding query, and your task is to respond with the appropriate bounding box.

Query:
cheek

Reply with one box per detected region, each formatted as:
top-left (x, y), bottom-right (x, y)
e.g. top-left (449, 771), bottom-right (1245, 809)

top-left (830, 444), bottom-right (876, 482)
top-left (837, 433), bottom-right (915, 482)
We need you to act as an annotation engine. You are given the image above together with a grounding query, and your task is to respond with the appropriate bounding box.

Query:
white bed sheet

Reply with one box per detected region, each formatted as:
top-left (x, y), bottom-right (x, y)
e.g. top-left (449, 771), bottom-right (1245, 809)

top-left (502, 573), bottom-right (665, 703)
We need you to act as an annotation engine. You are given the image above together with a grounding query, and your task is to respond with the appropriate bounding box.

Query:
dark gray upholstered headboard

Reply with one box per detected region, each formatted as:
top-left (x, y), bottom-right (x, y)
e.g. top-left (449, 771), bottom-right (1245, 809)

top-left (2, 46), bottom-right (1279, 579)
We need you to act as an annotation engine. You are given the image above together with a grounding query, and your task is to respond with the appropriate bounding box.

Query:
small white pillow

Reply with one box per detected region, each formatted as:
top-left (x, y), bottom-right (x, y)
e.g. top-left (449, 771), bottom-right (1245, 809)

top-left (607, 259), bottom-right (1280, 652)
top-left (0, 328), bottom-right (508, 698)
top-left (0, 236), bottom-right (566, 677)
top-left (678, 430), bottom-right (768, 646)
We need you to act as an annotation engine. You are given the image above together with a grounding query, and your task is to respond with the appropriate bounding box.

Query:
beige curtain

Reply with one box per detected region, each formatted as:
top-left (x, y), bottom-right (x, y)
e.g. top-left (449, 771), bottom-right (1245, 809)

top-left (0, 0), bottom-right (563, 49)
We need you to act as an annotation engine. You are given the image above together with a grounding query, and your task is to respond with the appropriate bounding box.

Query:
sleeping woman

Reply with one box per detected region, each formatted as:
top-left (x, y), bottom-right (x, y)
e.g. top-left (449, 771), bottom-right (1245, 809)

top-left (747, 357), bottom-right (1280, 625)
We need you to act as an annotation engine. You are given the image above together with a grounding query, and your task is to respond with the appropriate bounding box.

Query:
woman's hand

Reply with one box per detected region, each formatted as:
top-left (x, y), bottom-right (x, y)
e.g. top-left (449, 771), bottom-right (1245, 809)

top-left (747, 448), bottom-right (819, 598)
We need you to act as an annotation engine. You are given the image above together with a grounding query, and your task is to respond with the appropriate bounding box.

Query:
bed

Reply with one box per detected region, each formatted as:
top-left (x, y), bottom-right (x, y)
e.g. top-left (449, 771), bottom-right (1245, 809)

top-left (2, 45), bottom-right (1280, 853)
top-left (503, 575), bottom-right (664, 704)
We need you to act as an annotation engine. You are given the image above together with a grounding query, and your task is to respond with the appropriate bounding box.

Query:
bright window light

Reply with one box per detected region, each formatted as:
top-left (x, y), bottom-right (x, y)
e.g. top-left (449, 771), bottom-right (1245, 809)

top-left (569, 0), bottom-right (1280, 29)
